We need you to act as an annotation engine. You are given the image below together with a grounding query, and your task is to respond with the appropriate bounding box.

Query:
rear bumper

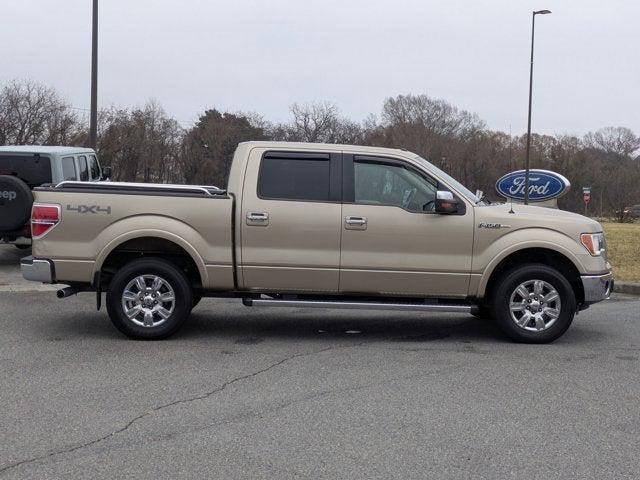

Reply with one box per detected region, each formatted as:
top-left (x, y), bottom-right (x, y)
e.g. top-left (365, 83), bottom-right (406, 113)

top-left (581, 272), bottom-right (614, 304)
top-left (20, 256), bottom-right (54, 283)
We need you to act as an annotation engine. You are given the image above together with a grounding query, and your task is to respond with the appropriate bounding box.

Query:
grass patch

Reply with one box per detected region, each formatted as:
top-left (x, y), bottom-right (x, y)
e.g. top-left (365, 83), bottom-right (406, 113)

top-left (602, 222), bottom-right (640, 283)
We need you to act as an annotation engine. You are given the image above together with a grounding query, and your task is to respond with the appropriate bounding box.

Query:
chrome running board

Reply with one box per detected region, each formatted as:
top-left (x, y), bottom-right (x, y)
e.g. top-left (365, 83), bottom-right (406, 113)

top-left (242, 298), bottom-right (476, 313)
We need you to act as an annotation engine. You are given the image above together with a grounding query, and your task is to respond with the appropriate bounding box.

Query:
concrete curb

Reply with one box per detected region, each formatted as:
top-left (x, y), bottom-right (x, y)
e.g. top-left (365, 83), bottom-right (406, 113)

top-left (614, 282), bottom-right (640, 296)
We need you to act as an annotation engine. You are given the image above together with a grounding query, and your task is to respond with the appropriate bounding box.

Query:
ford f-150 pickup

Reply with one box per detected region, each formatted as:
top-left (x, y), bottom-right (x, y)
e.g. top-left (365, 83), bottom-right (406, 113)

top-left (20, 141), bottom-right (613, 342)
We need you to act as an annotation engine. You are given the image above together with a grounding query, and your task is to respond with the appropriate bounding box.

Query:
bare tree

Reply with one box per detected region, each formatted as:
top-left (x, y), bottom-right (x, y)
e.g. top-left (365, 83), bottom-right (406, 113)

top-left (0, 79), bottom-right (81, 145)
top-left (271, 102), bottom-right (364, 144)
top-left (97, 101), bottom-right (183, 183)
top-left (584, 127), bottom-right (640, 158)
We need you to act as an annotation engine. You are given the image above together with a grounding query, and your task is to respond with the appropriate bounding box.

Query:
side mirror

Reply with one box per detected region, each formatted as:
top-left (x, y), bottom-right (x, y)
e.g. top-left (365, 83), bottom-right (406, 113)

top-left (435, 190), bottom-right (459, 214)
top-left (101, 166), bottom-right (112, 181)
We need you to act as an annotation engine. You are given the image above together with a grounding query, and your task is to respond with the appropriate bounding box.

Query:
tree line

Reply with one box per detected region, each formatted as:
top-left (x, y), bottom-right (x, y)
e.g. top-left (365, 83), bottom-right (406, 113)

top-left (1, 79), bottom-right (638, 220)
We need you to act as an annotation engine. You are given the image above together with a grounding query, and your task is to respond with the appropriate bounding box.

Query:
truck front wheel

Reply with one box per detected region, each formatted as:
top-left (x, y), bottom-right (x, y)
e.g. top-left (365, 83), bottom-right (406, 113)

top-left (491, 264), bottom-right (576, 343)
top-left (106, 258), bottom-right (193, 340)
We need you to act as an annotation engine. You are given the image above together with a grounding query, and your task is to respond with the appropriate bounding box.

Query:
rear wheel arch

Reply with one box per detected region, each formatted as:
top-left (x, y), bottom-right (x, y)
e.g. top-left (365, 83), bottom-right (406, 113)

top-left (481, 248), bottom-right (584, 306)
top-left (97, 234), bottom-right (206, 290)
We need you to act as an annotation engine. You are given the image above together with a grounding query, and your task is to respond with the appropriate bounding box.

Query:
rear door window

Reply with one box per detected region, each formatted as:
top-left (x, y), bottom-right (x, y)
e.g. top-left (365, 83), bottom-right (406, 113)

top-left (88, 155), bottom-right (101, 180)
top-left (0, 155), bottom-right (52, 187)
top-left (258, 155), bottom-right (331, 201)
top-left (61, 156), bottom-right (77, 181)
top-left (78, 155), bottom-right (89, 181)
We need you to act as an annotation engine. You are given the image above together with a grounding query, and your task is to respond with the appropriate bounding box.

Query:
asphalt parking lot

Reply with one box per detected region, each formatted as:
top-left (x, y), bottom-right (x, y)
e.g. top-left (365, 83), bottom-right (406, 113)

top-left (1, 245), bottom-right (639, 479)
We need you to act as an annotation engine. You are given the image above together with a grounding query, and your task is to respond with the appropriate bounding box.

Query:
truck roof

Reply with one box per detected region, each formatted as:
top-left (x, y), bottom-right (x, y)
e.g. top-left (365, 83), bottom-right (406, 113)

top-left (0, 145), bottom-right (96, 156)
top-left (237, 141), bottom-right (410, 157)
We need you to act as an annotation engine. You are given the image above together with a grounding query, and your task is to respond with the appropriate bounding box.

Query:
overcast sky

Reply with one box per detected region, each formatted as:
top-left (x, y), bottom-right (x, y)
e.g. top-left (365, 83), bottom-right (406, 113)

top-left (2, 0), bottom-right (638, 135)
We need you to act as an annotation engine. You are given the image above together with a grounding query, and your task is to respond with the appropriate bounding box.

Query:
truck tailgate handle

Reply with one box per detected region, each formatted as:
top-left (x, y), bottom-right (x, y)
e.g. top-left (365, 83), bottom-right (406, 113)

top-left (345, 216), bottom-right (367, 230)
top-left (246, 211), bottom-right (269, 226)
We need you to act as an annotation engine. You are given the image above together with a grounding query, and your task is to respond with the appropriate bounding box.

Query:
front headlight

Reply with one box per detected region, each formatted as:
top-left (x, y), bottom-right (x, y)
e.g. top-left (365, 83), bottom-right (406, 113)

top-left (580, 232), bottom-right (606, 256)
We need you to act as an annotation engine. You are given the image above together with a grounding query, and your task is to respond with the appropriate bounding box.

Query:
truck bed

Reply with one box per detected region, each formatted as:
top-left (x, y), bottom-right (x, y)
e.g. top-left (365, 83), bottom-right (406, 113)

top-left (31, 181), bottom-right (236, 290)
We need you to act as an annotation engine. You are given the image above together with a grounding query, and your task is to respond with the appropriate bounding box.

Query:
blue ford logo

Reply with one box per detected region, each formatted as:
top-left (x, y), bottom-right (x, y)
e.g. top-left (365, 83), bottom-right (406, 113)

top-left (495, 169), bottom-right (570, 202)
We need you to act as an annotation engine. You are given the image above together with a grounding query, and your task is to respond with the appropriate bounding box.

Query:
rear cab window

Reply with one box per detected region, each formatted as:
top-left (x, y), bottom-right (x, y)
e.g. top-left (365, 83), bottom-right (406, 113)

top-left (0, 155), bottom-right (52, 187)
top-left (257, 152), bottom-right (340, 202)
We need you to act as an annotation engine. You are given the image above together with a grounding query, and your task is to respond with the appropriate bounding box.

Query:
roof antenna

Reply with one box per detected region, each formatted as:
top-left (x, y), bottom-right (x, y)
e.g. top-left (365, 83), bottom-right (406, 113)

top-left (508, 196), bottom-right (515, 214)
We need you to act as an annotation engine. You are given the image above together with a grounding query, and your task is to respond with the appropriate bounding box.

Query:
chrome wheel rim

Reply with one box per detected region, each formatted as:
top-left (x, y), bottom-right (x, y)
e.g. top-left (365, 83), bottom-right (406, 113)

top-left (121, 275), bottom-right (175, 328)
top-left (509, 279), bottom-right (561, 332)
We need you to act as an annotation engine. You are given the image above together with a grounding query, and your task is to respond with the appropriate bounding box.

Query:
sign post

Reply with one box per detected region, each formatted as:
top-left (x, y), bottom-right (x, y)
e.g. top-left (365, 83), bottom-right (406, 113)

top-left (582, 186), bottom-right (591, 216)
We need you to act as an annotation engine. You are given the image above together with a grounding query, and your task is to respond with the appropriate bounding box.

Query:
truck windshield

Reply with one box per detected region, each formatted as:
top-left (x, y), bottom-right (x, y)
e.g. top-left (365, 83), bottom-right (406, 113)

top-left (0, 155), bottom-right (52, 187)
top-left (413, 155), bottom-right (480, 203)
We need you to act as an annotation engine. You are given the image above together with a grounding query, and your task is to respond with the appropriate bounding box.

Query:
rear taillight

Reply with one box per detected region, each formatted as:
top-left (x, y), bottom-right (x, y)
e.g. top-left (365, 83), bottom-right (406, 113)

top-left (31, 204), bottom-right (60, 238)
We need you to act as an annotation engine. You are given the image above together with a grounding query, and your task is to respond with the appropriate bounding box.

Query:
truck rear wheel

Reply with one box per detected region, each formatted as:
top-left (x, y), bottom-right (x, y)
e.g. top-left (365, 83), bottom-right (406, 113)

top-left (491, 264), bottom-right (576, 343)
top-left (106, 258), bottom-right (193, 340)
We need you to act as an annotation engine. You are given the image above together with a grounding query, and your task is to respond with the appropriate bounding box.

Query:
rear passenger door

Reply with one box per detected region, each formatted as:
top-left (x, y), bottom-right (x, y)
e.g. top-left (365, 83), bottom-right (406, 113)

top-left (240, 149), bottom-right (342, 293)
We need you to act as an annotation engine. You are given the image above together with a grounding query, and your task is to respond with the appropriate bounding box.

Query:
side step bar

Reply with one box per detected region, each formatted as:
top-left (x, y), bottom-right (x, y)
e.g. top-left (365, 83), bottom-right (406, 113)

top-left (242, 298), bottom-right (477, 314)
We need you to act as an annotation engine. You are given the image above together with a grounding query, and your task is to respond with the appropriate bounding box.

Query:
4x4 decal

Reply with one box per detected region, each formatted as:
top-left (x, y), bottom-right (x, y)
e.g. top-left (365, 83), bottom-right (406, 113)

top-left (66, 204), bottom-right (111, 215)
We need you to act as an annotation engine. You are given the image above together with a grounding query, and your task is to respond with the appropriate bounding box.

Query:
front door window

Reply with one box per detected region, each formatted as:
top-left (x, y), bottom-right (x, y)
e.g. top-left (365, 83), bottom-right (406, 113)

top-left (354, 160), bottom-right (438, 213)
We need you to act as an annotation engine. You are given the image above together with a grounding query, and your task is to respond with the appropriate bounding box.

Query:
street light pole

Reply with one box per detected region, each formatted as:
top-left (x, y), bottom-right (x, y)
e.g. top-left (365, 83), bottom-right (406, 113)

top-left (523, 9), bottom-right (551, 205)
top-left (89, 0), bottom-right (98, 149)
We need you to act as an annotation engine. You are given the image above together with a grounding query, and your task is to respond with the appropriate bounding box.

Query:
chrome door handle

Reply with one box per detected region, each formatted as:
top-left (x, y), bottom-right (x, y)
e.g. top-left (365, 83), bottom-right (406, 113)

top-left (246, 211), bottom-right (269, 226)
top-left (345, 216), bottom-right (367, 230)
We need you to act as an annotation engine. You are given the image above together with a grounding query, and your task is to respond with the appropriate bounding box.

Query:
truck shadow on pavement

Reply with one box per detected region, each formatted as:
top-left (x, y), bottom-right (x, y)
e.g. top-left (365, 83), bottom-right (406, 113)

top-left (34, 297), bottom-right (604, 346)
top-left (183, 307), bottom-right (604, 346)
top-left (185, 310), bottom-right (500, 344)
top-left (35, 301), bottom-right (501, 344)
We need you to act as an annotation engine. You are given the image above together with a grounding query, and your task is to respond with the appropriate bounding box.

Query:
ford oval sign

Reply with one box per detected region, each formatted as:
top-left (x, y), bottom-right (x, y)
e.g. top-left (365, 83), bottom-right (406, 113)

top-left (495, 169), bottom-right (570, 202)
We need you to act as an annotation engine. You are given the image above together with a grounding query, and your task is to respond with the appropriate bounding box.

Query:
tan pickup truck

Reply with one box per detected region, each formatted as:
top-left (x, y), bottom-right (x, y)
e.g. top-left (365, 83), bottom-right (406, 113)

top-left (21, 141), bottom-right (613, 343)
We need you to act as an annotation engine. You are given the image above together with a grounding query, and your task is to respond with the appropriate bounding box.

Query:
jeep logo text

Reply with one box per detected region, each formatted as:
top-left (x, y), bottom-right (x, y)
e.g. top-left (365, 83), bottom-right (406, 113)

top-left (0, 191), bottom-right (17, 201)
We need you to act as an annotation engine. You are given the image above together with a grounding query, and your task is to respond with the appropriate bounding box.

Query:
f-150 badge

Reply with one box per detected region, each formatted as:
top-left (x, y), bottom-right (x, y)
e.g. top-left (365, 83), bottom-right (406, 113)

top-left (478, 222), bottom-right (510, 229)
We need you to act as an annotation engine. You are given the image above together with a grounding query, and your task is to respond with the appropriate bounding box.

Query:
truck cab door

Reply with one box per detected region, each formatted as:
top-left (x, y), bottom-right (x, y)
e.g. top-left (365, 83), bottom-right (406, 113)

top-left (240, 149), bottom-right (343, 293)
top-left (339, 154), bottom-right (474, 298)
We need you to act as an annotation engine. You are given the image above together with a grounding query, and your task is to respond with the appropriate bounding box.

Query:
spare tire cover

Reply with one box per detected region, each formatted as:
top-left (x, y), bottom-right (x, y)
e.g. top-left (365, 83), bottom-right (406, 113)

top-left (0, 175), bottom-right (34, 231)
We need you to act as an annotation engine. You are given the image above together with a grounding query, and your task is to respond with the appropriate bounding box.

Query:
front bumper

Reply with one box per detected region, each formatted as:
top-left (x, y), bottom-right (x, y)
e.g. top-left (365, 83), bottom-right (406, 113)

top-left (581, 272), bottom-right (614, 304)
top-left (21, 256), bottom-right (54, 283)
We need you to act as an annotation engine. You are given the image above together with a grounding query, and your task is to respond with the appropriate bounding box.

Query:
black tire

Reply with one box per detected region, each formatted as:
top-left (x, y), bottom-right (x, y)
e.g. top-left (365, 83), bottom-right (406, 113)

top-left (490, 264), bottom-right (576, 343)
top-left (0, 175), bottom-right (33, 231)
top-left (106, 258), bottom-right (193, 340)
top-left (15, 244), bottom-right (31, 250)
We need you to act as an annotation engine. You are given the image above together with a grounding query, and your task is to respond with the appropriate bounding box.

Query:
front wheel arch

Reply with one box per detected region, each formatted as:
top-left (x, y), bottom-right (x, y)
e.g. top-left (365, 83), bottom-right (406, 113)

top-left (482, 248), bottom-right (584, 307)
